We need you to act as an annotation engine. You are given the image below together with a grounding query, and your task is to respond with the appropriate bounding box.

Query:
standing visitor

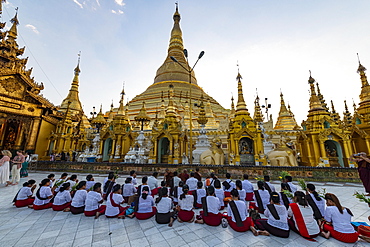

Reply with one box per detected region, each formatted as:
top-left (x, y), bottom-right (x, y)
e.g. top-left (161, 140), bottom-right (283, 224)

top-left (11, 150), bottom-right (25, 185)
top-left (0, 150), bottom-right (12, 186)
top-left (20, 152), bottom-right (31, 178)
top-left (350, 152), bottom-right (370, 195)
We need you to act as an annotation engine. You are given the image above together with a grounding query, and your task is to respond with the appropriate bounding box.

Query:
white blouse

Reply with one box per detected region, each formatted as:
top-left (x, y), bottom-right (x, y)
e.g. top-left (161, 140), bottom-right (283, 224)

top-left (157, 197), bottom-right (173, 214)
top-left (215, 188), bottom-right (225, 206)
top-left (85, 181), bottom-right (95, 190)
top-left (105, 193), bottom-right (124, 217)
top-left (309, 193), bottom-right (326, 217)
top-left (253, 190), bottom-right (270, 210)
top-left (238, 189), bottom-right (246, 202)
top-left (242, 180), bottom-right (254, 193)
top-left (137, 195), bottom-right (155, 213)
top-left (287, 182), bottom-right (297, 193)
top-left (206, 196), bottom-right (221, 214)
top-left (288, 204), bottom-right (320, 235)
top-left (324, 206), bottom-right (355, 233)
top-left (71, 190), bottom-right (87, 207)
top-left (186, 177), bottom-right (198, 191)
top-left (34, 186), bottom-right (53, 205)
top-left (85, 191), bottom-right (103, 211)
top-left (53, 190), bottom-right (72, 205)
top-left (123, 183), bottom-right (137, 197)
top-left (17, 187), bottom-right (32, 200)
top-left (178, 194), bottom-right (194, 211)
top-left (196, 189), bottom-right (206, 204)
top-left (264, 204), bottom-right (289, 230)
top-left (265, 182), bottom-right (276, 192)
top-left (173, 176), bottom-right (181, 187)
top-left (223, 179), bottom-right (236, 192)
top-left (227, 200), bottom-right (247, 222)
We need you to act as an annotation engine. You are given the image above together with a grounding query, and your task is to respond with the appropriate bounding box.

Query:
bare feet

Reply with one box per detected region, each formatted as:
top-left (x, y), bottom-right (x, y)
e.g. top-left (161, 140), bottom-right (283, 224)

top-left (118, 215), bottom-right (125, 219)
top-left (127, 214), bottom-right (135, 218)
top-left (359, 235), bottom-right (370, 243)
top-left (258, 231), bottom-right (270, 236)
top-left (94, 212), bottom-right (101, 219)
top-left (13, 182), bottom-right (18, 185)
top-left (27, 205), bottom-right (33, 208)
top-left (250, 226), bottom-right (258, 236)
top-left (195, 219), bottom-right (204, 224)
top-left (320, 231), bottom-right (330, 239)
top-left (178, 218), bottom-right (183, 223)
top-left (168, 222), bottom-right (173, 227)
top-left (63, 208), bottom-right (70, 212)
top-left (189, 217), bottom-right (195, 223)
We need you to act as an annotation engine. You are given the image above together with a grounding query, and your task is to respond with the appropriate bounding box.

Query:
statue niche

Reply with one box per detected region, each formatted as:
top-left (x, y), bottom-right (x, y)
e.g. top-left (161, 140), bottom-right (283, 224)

top-left (200, 137), bottom-right (225, 165)
top-left (267, 137), bottom-right (298, 166)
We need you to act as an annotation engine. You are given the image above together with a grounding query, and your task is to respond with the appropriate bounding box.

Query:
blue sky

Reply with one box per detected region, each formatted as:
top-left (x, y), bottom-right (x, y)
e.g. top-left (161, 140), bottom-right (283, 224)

top-left (4, 0), bottom-right (370, 124)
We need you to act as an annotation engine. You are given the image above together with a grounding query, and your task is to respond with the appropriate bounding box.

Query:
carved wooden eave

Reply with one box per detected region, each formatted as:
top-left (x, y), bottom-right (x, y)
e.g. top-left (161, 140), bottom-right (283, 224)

top-left (235, 129), bottom-right (257, 139)
top-left (318, 128), bottom-right (349, 141)
top-left (351, 125), bottom-right (368, 139)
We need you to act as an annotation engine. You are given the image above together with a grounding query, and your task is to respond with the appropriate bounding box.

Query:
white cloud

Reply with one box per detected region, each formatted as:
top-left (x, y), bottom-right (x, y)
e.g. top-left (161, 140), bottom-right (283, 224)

top-left (115, 0), bottom-right (125, 6)
top-left (25, 24), bottom-right (39, 34)
top-left (72, 0), bottom-right (83, 8)
top-left (111, 9), bottom-right (123, 15)
top-left (96, 0), bottom-right (100, 6)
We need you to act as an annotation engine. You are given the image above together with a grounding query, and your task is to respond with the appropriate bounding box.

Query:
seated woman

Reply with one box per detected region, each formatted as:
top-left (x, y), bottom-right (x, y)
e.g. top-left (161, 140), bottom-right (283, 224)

top-left (177, 184), bottom-right (195, 223)
top-left (122, 177), bottom-right (137, 203)
top-left (214, 179), bottom-right (225, 210)
top-left (279, 183), bottom-right (293, 209)
top-left (70, 181), bottom-right (87, 214)
top-left (171, 181), bottom-right (183, 206)
top-left (288, 191), bottom-right (320, 240)
top-left (195, 186), bottom-right (223, 226)
top-left (13, 179), bottom-right (36, 208)
top-left (194, 181), bottom-right (206, 208)
top-left (34, 179), bottom-right (54, 210)
top-left (85, 183), bottom-right (106, 219)
top-left (226, 189), bottom-right (260, 234)
top-left (236, 180), bottom-right (246, 203)
top-left (103, 174), bottom-right (116, 200)
top-left (85, 174), bottom-right (95, 191)
top-left (155, 187), bottom-right (175, 226)
top-left (253, 181), bottom-right (270, 214)
top-left (138, 176), bottom-right (151, 196)
top-left (135, 186), bottom-right (156, 220)
top-left (52, 182), bottom-right (72, 212)
top-left (320, 193), bottom-right (359, 243)
top-left (106, 184), bottom-right (129, 219)
top-left (306, 184), bottom-right (325, 220)
top-left (254, 192), bottom-right (289, 238)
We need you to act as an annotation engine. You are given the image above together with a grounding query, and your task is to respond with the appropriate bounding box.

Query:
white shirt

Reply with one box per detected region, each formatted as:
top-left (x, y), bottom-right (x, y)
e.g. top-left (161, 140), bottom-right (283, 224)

top-left (85, 191), bottom-right (103, 211)
top-left (129, 176), bottom-right (137, 185)
top-left (253, 190), bottom-right (270, 210)
top-left (173, 176), bottom-right (181, 187)
top-left (196, 189), bottom-right (206, 204)
top-left (223, 179), bottom-right (236, 192)
top-left (106, 193), bottom-right (124, 217)
top-left (140, 185), bottom-right (151, 195)
top-left (227, 200), bottom-right (247, 222)
top-left (54, 178), bottom-right (65, 192)
top-left (215, 188), bottom-right (225, 206)
top-left (157, 197), bottom-right (173, 214)
top-left (186, 177), bottom-right (198, 191)
top-left (66, 180), bottom-right (77, 191)
top-left (137, 195), bottom-right (154, 213)
top-left (279, 192), bottom-right (293, 205)
top-left (287, 182), bottom-right (297, 193)
top-left (86, 181), bottom-right (95, 190)
top-left (148, 176), bottom-right (158, 190)
top-left (53, 190), bottom-right (72, 205)
top-left (123, 183), bottom-right (137, 197)
top-left (71, 190), bottom-right (87, 207)
top-left (49, 179), bottom-right (54, 188)
top-left (238, 189), bottom-right (246, 202)
top-left (242, 180), bottom-right (254, 193)
top-left (178, 194), bottom-right (194, 211)
top-left (288, 204), bottom-right (320, 235)
top-left (264, 204), bottom-right (289, 230)
top-left (206, 196), bottom-right (221, 214)
top-left (324, 206), bottom-right (355, 233)
top-left (34, 186), bottom-right (53, 205)
top-left (173, 186), bottom-right (183, 202)
top-left (309, 193), bottom-right (326, 217)
top-left (265, 182), bottom-right (276, 192)
top-left (17, 187), bottom-right (32, 200)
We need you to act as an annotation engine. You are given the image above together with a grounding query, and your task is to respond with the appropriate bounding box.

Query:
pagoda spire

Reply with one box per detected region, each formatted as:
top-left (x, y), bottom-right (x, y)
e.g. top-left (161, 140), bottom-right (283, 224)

top-left (154, 4), bottom-right (197, 85)
top-left (330, 100), bottom-right (340, 123)
top-left (230, 96), bottom-right (235, 119)
top-left (165, 84), bottom-right (177, 117)
top-left (308, 71), bottom-right (325, 112)
top-left (7, 8), bottom-right (19, 43)
top-left (117, 86), bottom-right (125, 115)
top-left (60, 53), bottom-right (83, 113)
top-left (235, 71), bottom-right (249, 115)
top-left (274, 92), bottom-right (298, 130)
top-left (343, 100), bottom-right (352, 127)
top-left (356, 54), bottom-right (370, 106)
top-left (253, 94), bottom-right (264, 123)
top-left (316, 82), bottom-right (329, 111)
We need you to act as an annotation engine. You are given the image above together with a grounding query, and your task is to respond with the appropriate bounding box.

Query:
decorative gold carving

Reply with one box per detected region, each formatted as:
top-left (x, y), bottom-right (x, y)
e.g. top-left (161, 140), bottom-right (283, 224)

top-left (0, 77), bottom-right (21, 93)
top-left (0, 99), bottom-right (21, 109)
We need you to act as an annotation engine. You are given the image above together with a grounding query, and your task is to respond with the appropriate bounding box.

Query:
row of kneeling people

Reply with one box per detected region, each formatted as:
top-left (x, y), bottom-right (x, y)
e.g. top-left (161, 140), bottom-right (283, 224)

top-left (13, 178), bottom-right (367, 243)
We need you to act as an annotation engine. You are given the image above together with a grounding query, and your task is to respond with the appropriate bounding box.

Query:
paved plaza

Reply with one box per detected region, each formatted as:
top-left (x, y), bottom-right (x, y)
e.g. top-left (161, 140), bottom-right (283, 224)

top-left (0, 172), bottom-right (369, 247)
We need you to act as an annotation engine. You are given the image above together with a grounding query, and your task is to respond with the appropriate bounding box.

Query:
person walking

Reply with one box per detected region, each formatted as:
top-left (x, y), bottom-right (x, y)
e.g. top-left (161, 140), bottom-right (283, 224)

top-left (11, 150), bottom-right (25, 185)
top-left (20, 152), bottom-right (31, 178)
top-left (350, 152), bottom-right (370, 195)
top-left (0, 150), bottom-right (12, 186)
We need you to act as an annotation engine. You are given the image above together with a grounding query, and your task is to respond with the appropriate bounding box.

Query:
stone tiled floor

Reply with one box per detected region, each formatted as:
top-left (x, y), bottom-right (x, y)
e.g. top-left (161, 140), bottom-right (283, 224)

top-left (0, 172), bottom-right (370, 247)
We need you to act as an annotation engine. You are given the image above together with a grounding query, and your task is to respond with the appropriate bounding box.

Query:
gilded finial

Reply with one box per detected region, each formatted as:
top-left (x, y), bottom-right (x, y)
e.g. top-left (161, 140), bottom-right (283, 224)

top-left (308, 70), bottom-right (315, 84)
top-left (74, 52), bottom-right (81, 74)
top-left (357, 53), bottom-right (361, 64)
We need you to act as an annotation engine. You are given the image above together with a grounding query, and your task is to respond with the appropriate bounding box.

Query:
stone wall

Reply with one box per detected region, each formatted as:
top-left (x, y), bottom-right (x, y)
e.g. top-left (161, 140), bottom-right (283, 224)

top-left (32, 161), bottom-right (361, 183)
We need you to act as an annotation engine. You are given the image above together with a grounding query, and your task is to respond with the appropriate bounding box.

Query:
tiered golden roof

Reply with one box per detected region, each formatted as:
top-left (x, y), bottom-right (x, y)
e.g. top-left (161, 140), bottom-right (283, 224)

top-left (274, 92), bottom-right (299, 130)
top-left (253, 95), bottom-right (264, 123)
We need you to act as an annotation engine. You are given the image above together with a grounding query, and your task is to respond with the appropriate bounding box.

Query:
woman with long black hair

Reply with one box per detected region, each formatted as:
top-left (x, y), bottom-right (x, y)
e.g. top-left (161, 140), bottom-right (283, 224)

top-left (253, 181), bottom-right (270, 213)
top-left (177, 184), bottom-right (195, 223)
top-left (306, 183), bottom-right (325, 220)
top-left (33, 179), bottom-right (54, 210)
top-left (195, 186), bottom-right (223, 226)
top-left (84, 182), bottom-right (106, 218)
top-left (13, 179), bottom-right (36, 208)
top-left (135, 186), bottom-right (156, 220)
top-left (155, 187), bottom-right (175, 226)
top-left (70, 181), bottom-right (87, 214)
